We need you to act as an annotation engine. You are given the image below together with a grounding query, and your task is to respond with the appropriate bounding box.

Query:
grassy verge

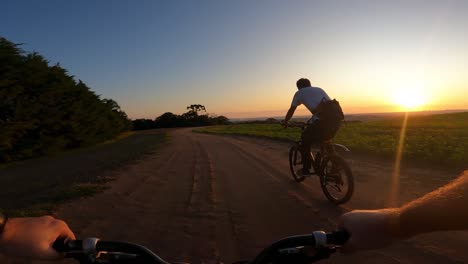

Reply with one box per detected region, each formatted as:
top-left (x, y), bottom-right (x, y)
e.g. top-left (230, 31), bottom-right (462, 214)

top-left (5, 184), bottom-right (109, 217)
top-left (0, 130), bottom-right (167, 217)
top-left (195, 112), bottom-right (468, 169)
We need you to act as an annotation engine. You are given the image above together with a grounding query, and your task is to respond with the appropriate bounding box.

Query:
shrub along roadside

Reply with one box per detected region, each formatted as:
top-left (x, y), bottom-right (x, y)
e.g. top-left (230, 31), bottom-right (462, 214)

top-left (0, 36), bottom-right (132, 163)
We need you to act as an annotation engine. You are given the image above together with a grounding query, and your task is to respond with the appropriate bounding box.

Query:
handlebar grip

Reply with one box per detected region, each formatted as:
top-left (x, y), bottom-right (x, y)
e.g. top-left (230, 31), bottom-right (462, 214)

top-left (327, 230), bottom-right (350, 245)
top-left (53, 238), bottom-right (83, 253)
top-left (52, 237), bottom-right (70, 253)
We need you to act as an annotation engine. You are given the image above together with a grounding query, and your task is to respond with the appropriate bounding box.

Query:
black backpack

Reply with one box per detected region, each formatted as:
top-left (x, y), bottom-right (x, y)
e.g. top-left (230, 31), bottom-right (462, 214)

top-left (315, 98), bottom-right (344, 122)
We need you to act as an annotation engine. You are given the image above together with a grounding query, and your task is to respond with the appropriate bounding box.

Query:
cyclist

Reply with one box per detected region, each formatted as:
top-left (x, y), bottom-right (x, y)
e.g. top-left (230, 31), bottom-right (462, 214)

top-left (340, 170), bottom-right (468, 253)
top-left (0, 214), bottom-right (75, 259)
top-left (283, 78), bottom-right (343, 177)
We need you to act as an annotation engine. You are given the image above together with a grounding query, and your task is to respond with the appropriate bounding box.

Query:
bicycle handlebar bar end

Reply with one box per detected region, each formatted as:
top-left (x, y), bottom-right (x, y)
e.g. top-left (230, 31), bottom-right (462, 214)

top-left (326, 230), bottom-right (350, 245)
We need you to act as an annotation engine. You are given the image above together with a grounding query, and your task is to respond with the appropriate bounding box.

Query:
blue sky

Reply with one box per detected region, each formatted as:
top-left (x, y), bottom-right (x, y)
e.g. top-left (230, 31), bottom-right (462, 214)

top-left (2, 1), bottom-right (467, 118)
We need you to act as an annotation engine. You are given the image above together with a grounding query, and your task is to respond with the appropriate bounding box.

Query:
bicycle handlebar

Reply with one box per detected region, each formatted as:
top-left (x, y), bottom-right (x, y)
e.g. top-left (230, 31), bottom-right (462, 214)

top-left (249, 230), bottom-right (349, 264)
top-left (53, 238), bottom-right (171, 263)
top-left (53, 230), bottom-right (349, 264)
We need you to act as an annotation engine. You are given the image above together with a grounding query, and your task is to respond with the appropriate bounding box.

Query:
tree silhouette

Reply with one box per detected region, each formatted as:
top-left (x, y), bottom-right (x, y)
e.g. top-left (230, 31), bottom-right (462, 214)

top-left (186, 104), bottom-right (206, 114)
top-left (0, 36), bottom-right (132, 162)
top-left (141, 105), bottom-right (230, 129)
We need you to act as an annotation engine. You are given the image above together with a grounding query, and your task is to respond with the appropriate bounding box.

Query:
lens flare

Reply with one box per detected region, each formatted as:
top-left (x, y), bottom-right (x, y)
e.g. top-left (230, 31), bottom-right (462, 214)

top-left (387, 112), bottom-right (409, 207)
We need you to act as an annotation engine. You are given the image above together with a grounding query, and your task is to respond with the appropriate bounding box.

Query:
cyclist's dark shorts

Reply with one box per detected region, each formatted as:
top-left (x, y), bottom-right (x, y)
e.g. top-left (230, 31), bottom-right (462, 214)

top-left (303, 119), bottom-right (342, 144)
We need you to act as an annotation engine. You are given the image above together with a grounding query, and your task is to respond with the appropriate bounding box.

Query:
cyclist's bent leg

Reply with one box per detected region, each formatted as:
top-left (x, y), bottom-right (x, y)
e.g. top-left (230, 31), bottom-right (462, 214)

top-left (302, 122), bottom-right (320, 173)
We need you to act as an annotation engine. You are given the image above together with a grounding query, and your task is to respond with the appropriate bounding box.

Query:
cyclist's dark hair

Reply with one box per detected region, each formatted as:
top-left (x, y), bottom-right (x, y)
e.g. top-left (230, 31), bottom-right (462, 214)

top-left (296, 78), bottom-right (311, 89)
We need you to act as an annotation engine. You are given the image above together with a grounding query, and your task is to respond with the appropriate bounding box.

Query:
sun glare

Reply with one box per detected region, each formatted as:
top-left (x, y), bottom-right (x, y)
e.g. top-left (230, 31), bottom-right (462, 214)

top-left (391, 85), bottom-right (427, 110)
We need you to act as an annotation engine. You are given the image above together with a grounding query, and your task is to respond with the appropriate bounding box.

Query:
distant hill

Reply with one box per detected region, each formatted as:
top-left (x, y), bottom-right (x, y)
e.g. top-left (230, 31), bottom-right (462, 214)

top-left (231, 109), bottom-right (468, 123)
top-left (346, 109), bottom-right (468, 122)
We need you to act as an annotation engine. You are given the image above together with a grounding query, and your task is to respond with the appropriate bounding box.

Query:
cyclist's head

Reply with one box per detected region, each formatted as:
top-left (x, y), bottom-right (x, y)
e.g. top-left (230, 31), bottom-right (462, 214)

top-left (296, 78), bottom-right (311, 89)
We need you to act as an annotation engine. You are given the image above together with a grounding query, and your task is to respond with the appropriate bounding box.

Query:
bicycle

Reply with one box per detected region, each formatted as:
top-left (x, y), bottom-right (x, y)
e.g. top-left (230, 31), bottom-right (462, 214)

top-left (53, 230), bottom-right (349, 264)
top-left (286, 122), bottom-right (354, 204)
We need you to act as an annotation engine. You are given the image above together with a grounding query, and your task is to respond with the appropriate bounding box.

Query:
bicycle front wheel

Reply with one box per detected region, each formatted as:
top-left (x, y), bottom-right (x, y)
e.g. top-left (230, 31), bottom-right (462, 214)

top-left (289, 145), bottom-right (305, 183)
top-left (319, 155), bottom-right (354, 204)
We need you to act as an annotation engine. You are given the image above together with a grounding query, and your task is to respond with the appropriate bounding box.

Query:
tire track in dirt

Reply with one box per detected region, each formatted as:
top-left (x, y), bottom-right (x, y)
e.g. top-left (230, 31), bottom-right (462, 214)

top-left (183, 137), bottom-right (220, 263)
top-left (188, 135), bottom-right (250, 264)
top-left (51, 134), bottom-right (206, 264)
top-left (217, 135), bottom-right (347, 227)
top-left (196, 135), bottom-right (261, 262)
top-left (191, 132), bottom-right (343, 261)
top-left (60, 149), bottom-right (180, 239)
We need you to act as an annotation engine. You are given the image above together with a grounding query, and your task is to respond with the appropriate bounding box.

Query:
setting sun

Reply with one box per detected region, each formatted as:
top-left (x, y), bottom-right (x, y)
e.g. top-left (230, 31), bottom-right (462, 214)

top-left (391, 84), bottom-right (428, 110)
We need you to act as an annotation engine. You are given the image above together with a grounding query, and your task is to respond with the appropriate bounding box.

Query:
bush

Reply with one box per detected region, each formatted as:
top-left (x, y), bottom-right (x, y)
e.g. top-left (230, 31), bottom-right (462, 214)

top-left (0, 37), bottom-right (131, 162)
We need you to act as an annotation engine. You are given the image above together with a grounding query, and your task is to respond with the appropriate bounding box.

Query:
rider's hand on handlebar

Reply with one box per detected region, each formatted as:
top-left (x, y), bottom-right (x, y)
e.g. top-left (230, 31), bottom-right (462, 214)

top-left (0, 216), bottom-right (75, 260)
top-left (339, 209), bottom-right (403, 254)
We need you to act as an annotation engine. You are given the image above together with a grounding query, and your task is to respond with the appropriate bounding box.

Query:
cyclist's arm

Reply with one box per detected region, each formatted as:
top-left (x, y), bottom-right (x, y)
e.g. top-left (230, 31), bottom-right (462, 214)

top-left (340, 170), bottom-right (468, 253)
top-left (0, 216), bottom-right (75, 259)
top-left (284, 105), bottom-right (297, 123)
top-left (400, 170), bottom-right (468, 234)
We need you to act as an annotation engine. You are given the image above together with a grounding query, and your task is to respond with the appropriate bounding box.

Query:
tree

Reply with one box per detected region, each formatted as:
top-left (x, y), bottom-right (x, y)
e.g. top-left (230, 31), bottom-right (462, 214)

top-left (132, 105), bottom-right (231, 130)
top-left (211, 115), bottom-right (230, 125)
top-left (181, 104), bottom-right (210, 126)
top-left (186, 104), bottom-right (206, 114)
top-left (155, 112), bottom-right (180, 128)
top-left (0, 36), bottom-right (132, 162)
top-left (132, 119), bottom-right (156, 130)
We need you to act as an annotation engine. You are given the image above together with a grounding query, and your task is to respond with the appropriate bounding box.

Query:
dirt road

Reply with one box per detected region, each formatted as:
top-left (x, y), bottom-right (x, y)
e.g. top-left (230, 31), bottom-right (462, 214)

top-left (5, 128), bottom-right (468, 263)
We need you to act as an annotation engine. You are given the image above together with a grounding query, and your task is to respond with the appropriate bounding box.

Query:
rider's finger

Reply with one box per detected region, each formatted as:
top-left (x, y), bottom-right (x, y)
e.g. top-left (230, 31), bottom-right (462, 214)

top-left (45, 220), bottom-right (75, 259)
top-left (54, 219), bottom-right (76, 241)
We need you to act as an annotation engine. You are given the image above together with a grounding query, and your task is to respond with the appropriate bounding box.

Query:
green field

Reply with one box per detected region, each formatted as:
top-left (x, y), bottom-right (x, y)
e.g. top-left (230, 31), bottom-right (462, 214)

top-left (196, 112), bottom-right (468, 169)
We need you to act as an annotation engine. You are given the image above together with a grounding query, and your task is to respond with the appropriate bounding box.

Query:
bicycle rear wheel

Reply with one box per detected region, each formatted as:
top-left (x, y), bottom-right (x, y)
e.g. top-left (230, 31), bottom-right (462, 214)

top-left (319, 155), bottom-right (354, 204)
top-left (289, 145), bottom-right (305, 182)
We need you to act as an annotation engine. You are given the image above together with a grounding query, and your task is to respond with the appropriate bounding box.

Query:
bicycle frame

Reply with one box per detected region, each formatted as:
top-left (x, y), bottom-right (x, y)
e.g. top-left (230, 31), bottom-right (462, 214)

top-left (292, 121), bottom-right (350, 159)
top-left (287, 121), bottom-right (354, 203)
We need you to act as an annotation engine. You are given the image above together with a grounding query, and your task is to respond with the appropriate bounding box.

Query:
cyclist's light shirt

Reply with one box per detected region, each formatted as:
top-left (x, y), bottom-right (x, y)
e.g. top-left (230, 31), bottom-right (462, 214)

top-left (291, 86), bottom-right (331, 118)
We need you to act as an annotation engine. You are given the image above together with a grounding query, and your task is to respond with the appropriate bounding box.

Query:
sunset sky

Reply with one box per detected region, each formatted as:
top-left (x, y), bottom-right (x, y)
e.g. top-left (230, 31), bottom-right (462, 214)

top-left (2, 0), bottom-right (467, 119)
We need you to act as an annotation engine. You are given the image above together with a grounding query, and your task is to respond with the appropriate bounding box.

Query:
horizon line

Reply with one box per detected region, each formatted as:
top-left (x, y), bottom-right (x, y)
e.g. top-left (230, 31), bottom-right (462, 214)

top-left (131, 108), bottom-right (468, 121)
top-left (221, 108), bottom-right (468, 120)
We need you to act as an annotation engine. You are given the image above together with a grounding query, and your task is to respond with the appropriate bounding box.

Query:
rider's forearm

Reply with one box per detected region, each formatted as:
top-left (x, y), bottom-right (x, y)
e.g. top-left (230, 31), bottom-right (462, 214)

top-left (398, 170), bottom-right (468, 237)
top-left (284, 106), bottom-right (296, 122)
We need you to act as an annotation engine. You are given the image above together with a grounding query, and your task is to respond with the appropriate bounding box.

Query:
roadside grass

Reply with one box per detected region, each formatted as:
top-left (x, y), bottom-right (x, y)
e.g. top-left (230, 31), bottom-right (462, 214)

top-left (0, 132), bottom-right (135, 170)
top-left (0, 130), bottom-right (167, 217)
top-left (195, 112), bottom-right (468, 169)
top-left (50, 183), bottom-right (110, 203)
top-left (4, 184), bottom-right (109, 217)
